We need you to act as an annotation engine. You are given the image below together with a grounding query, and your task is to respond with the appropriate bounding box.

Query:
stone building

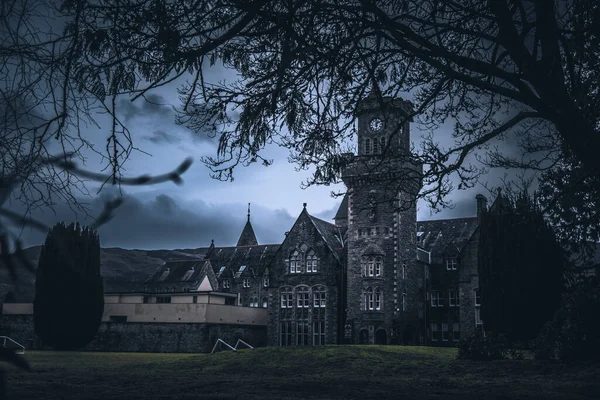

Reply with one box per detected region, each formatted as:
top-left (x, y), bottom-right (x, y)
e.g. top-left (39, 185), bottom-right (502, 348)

top-left (1, 94), bottom-right (492, 351)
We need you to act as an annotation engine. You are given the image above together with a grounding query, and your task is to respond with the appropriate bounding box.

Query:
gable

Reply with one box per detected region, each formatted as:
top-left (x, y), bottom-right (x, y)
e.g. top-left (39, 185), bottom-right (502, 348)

top-left (197, 275), bottom-right (213, 291)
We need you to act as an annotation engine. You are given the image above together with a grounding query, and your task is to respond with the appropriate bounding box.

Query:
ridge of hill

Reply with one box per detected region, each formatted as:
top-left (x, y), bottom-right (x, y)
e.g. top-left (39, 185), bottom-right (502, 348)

top-left (0, 246), bottom-right (204, 303)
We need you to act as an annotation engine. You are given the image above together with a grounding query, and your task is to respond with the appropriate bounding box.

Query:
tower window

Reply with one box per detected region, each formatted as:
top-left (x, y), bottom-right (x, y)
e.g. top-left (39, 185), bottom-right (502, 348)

top-left (365, 138), bottom-right (372, 154)
top-left (380, 136), bottom-right (386, 152)
top-left (373, 137), bottom-right (380, 154)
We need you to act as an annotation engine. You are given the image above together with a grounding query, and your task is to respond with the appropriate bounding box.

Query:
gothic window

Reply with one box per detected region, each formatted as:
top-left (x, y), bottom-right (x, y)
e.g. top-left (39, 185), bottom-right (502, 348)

top-left (243, 278), bottom-right (251, 288)
top-left (222, 279), bottom-right (230, 289)
top-left (262, 297), bottom-right (268, 308)
top-left (290, 250), bottom-right (301, 274)
top-left (313, 286), bottom-right (326, 308)
top-left (296, 321), bottom-right (310, 345)
top-left (474, 289), bottom-right (481, 306)
top-left (373, 137), bottom-right (380, 154)
top-left (313, 321), bottom-right (326, 345)
top-left (446, 256), bottom-right (458, 270)
top-left (280, 321), bottom-right (293, 346)
top-left (364, 287), bottom-right (374, 310)
top-left (280, 287), bottom-right (293, 308)
top-left (306, 250), bottom-right (318, 273)
top-left (263, 277), bottom-right (269, 287)
top-left (365, 138), bottom-right (372, 154)
top-left (380, 136), bottom-right (386, 152)
top-left (375, 288), bottom-right (382, 310)
top-left (296, 286), bottom-right (310, 308)
top-left (374, 257), bottom-right (382, 277)
top-left (402, 264), bottom-right (406, 279)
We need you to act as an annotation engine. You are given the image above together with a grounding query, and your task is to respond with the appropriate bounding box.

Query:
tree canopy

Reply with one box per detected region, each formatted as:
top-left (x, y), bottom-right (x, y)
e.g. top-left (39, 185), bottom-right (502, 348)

top-left (1, 0), bottom-right (598, 241)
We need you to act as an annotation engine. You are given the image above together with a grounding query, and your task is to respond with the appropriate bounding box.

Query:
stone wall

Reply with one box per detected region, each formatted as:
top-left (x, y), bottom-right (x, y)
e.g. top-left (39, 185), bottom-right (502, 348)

top-left (0, 315), bottom-right (266, 353)
top-left (459, 227), bottom-right (480, 339)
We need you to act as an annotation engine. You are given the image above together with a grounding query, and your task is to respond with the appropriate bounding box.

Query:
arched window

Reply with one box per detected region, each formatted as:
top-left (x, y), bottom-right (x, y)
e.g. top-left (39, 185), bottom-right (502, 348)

top-left (375, 288), bottom-right (382, 310)
top-left (296, 286), bottom-right (310, 308)
top-left (380, 136), bottom-right (386, 152)
top-left (365, 138), bottom-right (372, 154)
top-left (374, 257), bottom-right (382, 277)
top-left (280, 287), bottom-right (293, 308)
top-left (313, 286), bottom-right (326, 308)
top-left (368, 257), bottom-right (374, 276)
top-left (364, 287), bottom-right (374, 310)
top-left (262, 297), bottom-right (268, 308)
top-left (373, 137), bottom-right (380, 154)
top-left (306, 250), bottom-right (318, 273)
top-left (290, 250), bottom-right (301, 274)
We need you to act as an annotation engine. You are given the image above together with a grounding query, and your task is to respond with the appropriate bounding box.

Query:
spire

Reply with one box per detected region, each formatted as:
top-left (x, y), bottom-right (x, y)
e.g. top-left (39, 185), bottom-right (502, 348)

top-left (237, 204), bottom-right (258, 246)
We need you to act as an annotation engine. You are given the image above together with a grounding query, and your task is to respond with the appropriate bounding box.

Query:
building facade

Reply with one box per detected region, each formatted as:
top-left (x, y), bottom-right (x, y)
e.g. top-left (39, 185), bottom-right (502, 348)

top-left (1, 95), bottom-right (488, 351)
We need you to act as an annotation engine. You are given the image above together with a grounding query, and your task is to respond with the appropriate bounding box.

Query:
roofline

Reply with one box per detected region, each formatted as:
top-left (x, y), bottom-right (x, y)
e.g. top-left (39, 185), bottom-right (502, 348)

top-left (417, 216), bottom-right (479, 224)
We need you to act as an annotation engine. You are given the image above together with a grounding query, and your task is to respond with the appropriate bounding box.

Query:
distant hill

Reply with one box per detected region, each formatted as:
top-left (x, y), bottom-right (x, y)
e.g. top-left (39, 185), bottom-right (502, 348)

top-left (0, 246), bottom-right (206, 303)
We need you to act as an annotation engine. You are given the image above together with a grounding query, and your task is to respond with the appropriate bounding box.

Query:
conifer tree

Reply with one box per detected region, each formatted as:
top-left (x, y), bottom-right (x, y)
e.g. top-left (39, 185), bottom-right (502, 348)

top-left (478, 192), bottom-right (565, 344)
top-left (33, 222), bottom-right (104, 350)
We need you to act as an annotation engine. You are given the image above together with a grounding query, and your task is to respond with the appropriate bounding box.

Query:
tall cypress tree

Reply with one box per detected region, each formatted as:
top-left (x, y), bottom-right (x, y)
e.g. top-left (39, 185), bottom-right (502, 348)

top-left (33, 222), bottom-right (104, 350)
top-left (479, 191), bottom-right (565, 344)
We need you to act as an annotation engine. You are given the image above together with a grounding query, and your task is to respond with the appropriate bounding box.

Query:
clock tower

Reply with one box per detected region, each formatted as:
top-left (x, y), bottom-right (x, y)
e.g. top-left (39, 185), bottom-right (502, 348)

top-left (342, 94), bottom-right (424, 345)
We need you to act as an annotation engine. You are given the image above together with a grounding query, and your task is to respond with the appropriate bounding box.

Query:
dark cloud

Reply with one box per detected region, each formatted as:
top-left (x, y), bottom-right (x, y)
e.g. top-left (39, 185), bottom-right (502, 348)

top-left (143, 130), bottom-right (182, 145)
top-left (118, 93), bottom-right (172, 122)
top-left (7, 190), bottom-right (297, 250)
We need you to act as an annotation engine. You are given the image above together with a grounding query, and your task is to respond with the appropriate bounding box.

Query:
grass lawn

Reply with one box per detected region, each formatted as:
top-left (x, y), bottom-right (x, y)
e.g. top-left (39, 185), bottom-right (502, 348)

top-left (4, 346), bottom-right (600, 399)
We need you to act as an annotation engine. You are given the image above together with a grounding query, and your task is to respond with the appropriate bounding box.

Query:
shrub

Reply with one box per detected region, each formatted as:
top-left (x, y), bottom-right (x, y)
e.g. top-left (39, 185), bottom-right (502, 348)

top-left (34, 222), bottom-right (104, 350)
top-left (457, 329), bottom-right (508, 361)
top-left (533, 276), bottom-right (600, 362)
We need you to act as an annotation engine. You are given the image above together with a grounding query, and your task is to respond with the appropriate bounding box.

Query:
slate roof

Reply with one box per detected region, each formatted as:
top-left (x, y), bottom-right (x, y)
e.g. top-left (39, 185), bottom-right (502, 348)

top-left (334, 194), bottom-right (349, 221)
top-left (236, 220), bottom-right (259, 246)
top-left (207, 244), bottom-right (280, 277)
top-left (308, 214), bottom-right (347, 263)
top-left (416, 217), bottom-right (479, 264)
top-left (146, 259), bottom-right (209, 284)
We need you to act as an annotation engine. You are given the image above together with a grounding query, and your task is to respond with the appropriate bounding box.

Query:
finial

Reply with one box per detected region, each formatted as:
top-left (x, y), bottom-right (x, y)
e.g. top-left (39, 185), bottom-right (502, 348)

top-left (247, 203), bottom-right (251, 222)
top-left (211, 239), bottom-right (214, 246)
top-left (303, 202), bottom-right (307, 209)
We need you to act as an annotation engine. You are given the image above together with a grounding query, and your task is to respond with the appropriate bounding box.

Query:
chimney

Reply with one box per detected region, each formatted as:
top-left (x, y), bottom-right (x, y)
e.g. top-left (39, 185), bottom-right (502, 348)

top-left (475, 194), bottom-right (488, 217)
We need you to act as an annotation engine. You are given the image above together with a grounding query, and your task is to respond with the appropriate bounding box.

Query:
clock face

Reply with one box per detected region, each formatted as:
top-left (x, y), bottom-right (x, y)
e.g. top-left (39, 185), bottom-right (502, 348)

top-left (369, 117), bottom-right (383, 132)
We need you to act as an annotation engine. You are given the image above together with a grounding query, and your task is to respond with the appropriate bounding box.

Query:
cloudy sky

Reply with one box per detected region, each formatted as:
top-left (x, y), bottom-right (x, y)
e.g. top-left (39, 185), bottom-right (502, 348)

top-left (6, 63), bottom-right (511, 251)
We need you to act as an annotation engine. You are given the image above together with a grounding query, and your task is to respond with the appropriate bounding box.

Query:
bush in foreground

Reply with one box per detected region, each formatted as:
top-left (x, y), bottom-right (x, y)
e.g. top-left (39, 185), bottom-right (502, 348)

top-left (533, 276), bottom-right (600, 362)
top-left (34, 222), bottom-right (104, 350)
top-left (457, 329), bottom-right (509, 361)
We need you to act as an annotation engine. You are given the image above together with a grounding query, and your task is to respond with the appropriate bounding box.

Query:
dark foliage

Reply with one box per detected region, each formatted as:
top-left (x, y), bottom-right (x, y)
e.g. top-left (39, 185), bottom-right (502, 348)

top-left (533, 276), bottom-right (600, 362)
top-left (457, 329), bottom-right (508, 361)
top-left (34, 222), bottom-right (104, 350)
top-left (478, 191), bottom-right (565, 344)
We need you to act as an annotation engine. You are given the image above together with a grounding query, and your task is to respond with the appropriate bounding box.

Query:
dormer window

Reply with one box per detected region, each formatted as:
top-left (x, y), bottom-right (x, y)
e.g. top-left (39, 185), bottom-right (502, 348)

top-left (217, 266), bottom-right (226, 277)
top-left (158, 268), bottom-right (170, 282)
top-left (235, 265), bottom-right (246, 278)
top-left (182, 267), bottom-right (195, 281)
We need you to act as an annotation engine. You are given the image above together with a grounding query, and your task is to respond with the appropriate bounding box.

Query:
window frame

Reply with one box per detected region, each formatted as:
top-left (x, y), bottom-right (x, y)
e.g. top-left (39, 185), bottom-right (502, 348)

top-left (446, 256), bottom-right (458, 270)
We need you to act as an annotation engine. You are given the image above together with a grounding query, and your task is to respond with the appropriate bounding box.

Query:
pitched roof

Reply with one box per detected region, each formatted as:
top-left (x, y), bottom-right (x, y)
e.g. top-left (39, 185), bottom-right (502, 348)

top-left (416, 217), bottom-right (479, 264)
top-left (236, 220), bottom-right (259, 246)
top-left (146, 259), bottom-right (208, 284)
top-left (207, 244), bottom-right (280, 277)
top-left (334, 194), bottom-right (349, 221)
top-left (308, 213), bottom-right (347, 263)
